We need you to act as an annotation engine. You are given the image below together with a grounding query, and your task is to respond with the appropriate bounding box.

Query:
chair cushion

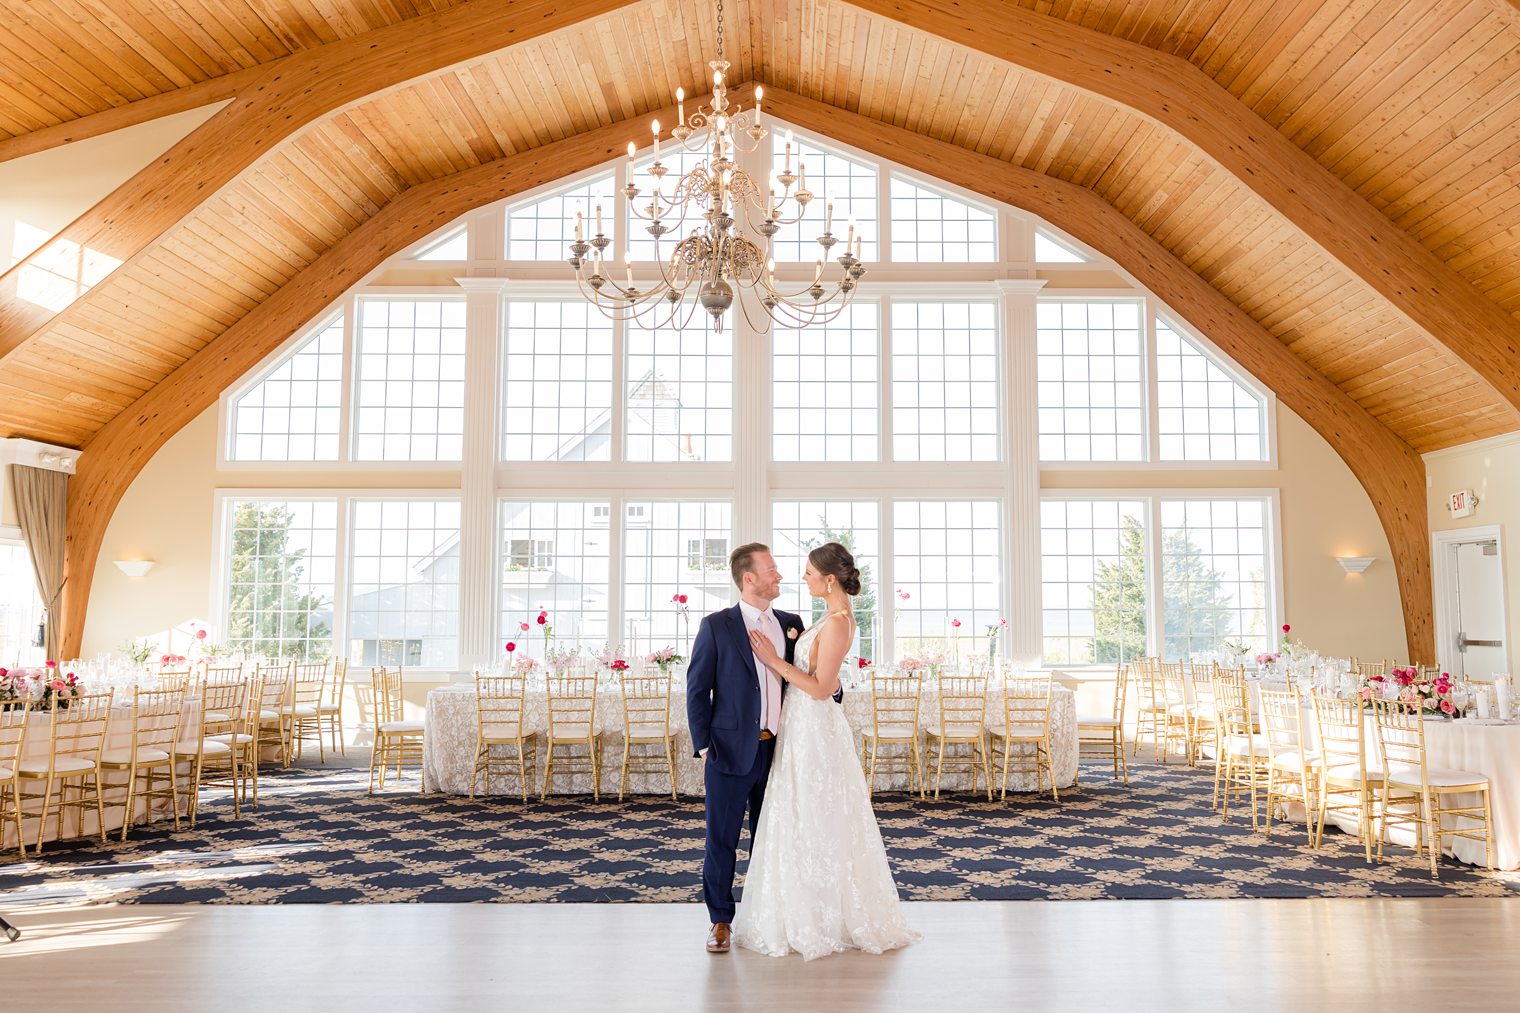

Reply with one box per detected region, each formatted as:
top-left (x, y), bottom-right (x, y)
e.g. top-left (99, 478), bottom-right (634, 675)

top-left (861, 725), bottom-right (919, 740)
top-left (258, 709), bottom-right (281, 722)
top-left (205, 711), bottom-right (232, 723)
top-left (1268, 749), bottom-right (1318, 773)
top-left (988, 723), bottom-right (1047, 739)
top-left (208, 733), bottom-right (255, 746)
top-left (1224, 734), bottom-right (1269, 758)
top-left (1167, 703), bottom-right (1191, 715)
top-left (1384, 764), bottom-right (1490, 789)
top-left (18, 755), bottom-right (96, 775)
top-left (379, 720), bottom-right (425, 735)
top-left (174, 738), bottom-right (233, 756)
top-left (927, 724), bottom-right (985, 739)
top-left (318, 703), bottom-right (342, 714)
top-left (1077, 716), bottom-right (1121, 728)
top-left (280, 704), bottom-right (319, 717)
top-left (100, 747), bottom-right (171, 766)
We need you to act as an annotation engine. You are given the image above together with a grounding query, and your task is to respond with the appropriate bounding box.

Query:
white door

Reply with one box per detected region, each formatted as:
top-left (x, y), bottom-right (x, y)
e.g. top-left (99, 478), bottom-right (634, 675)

top-left (1449, 539), bottom-right (1506, 679)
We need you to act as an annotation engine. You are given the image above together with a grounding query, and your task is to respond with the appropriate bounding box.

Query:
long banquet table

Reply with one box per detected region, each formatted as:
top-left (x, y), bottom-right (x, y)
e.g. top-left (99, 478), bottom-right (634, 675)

top-left (423, 679), bottom-right (1078, 797)
top-left (1201, 679), bottom-right (1520, 871)
top-left (3, 697), bottom-right (202, 850)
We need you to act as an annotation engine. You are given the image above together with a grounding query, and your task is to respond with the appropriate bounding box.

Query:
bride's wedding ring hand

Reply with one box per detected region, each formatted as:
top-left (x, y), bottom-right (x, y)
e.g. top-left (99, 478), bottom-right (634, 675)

top-left (748, 629), bottom-right (782, 669)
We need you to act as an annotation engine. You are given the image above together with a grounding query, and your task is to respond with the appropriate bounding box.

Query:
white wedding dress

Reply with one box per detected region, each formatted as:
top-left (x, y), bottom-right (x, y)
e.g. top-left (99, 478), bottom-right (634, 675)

top-left (733, 613), bottom-right (921, 960)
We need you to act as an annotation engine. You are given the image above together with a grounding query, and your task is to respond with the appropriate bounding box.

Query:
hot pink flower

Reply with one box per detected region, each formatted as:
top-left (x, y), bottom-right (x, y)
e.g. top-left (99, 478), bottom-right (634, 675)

top-left (505, 642), bottom-right (517, 653)
top-left (1282, 624), bottom-right (1291, 634)
top-left (196, 628), bottom-right (207, 640)
top-left (520, 622), bottom-right (530, 632)
top-left (857, 657), bottom-right (871, 669)
top-left (950, 619), bottom-right (961, 628)
top-left (897, 590), bottom-right (910, 601)
top-left (45, 660), bottom-right (56, 668)
top-left (537, 612), bottom-right (548, 626)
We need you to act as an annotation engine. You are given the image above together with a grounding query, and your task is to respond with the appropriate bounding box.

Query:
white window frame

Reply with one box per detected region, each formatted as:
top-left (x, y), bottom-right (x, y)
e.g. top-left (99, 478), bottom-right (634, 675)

top-left (1037, 487), bottom-right (1284, 666)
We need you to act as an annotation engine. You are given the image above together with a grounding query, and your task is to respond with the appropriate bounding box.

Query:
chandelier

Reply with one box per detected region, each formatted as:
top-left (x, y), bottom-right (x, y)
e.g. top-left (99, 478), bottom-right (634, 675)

top-left (567, 0), bottom-right (865, 332)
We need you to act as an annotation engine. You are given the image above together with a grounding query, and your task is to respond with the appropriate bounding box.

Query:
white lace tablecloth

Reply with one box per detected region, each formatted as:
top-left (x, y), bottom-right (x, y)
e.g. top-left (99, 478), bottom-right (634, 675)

top-left (3, 698), bottom-right (202, 849)
top-left (423, 682), bottom-right (1077, 797)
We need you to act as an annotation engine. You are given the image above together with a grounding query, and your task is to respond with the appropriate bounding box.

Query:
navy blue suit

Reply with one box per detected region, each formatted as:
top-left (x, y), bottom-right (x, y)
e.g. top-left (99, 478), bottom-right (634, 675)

top-left (687, 603), bottom-right (842, 925)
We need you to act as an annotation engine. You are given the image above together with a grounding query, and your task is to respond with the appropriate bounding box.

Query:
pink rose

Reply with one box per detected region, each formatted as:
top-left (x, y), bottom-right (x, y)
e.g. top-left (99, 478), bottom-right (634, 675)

top-left (1423, 697), bottom-right (1438, 710)
top-left (50, 680), bottom-right (65, 692)
top-left (1441, 699), bottom-right (1455, 715)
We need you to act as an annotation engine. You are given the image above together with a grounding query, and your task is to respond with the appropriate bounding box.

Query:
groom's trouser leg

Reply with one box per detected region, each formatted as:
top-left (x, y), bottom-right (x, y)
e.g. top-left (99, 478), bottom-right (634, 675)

top-left (701, 742), bottom-right (772, 925)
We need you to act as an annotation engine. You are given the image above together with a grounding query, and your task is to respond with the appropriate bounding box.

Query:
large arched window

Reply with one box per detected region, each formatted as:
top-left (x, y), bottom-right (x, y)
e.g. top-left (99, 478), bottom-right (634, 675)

top-left (216, 122), bottom-right (1280, 669)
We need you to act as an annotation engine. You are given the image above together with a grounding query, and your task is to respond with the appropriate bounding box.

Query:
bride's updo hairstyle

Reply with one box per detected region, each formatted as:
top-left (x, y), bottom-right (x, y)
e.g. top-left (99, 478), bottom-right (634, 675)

top-left (808, 542), bottom-right (862, 596)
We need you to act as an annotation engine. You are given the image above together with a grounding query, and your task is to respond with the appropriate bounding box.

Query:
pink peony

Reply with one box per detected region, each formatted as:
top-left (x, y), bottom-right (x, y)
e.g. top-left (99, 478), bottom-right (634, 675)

top-left (49, 680), bottom-right (65, 692)
top-left (1441, 699), bottom-right (1455, 715)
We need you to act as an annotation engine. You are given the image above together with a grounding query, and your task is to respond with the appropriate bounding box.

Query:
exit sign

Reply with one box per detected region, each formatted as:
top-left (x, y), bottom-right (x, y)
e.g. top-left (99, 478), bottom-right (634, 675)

top-left (1449, 489), bottom-right (1478, 518)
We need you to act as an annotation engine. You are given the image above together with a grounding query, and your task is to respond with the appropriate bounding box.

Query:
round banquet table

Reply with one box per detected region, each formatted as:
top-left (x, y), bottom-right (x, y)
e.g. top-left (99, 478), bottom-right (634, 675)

top-left (423, 679), bottom-right (1077, 797)
top-left (3, 696), bottom-right (201, 850)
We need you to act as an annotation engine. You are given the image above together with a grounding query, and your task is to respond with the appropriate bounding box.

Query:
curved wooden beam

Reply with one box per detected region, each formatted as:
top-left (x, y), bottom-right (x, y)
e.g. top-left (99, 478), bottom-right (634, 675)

top-left (57, 105), bottom-right (651, 660)
top-left (761, 88), bottom-right (1433, 663)
top-left (846, 0), bottom-right (1520, 427)
top-left (58, 89), bottom-right (1434, 665)
top-left (0, 0), bottom-right (637, 360)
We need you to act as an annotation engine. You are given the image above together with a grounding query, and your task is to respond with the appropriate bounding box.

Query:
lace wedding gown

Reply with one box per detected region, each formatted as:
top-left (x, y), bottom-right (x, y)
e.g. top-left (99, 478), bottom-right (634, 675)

top-left (733, 614), bottom-right (921, 960)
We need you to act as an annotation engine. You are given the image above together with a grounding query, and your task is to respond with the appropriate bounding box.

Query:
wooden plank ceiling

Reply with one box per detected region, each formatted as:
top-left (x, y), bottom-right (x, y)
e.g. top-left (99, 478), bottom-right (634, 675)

top-left (1, 0), bottom-right (1517, 453)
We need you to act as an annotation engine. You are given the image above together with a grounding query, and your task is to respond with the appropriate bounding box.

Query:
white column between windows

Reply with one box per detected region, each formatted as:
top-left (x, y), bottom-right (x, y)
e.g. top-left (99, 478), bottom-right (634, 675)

top-left (997, 278), bottom-right (1046, 667)
top-left (455, 276), bottom-right (509, 671)
top-left (734, 135), bottom-right (772, 552)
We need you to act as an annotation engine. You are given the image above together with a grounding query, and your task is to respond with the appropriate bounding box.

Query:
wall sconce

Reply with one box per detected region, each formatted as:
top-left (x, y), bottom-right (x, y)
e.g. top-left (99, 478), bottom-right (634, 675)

top-left (113, 559), bottom-right (155, 578)
top-left (1336, 556), bottom-right (1375, 574)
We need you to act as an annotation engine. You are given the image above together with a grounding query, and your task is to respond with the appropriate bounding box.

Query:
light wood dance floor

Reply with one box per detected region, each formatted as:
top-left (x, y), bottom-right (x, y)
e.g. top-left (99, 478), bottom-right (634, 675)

top-left (3, 898), bottom-right (1518, 1010)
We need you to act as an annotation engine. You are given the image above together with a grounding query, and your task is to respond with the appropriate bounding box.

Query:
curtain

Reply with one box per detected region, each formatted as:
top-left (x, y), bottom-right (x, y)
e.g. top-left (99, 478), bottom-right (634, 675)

top-left (13, 464), bottom-right (68, 661)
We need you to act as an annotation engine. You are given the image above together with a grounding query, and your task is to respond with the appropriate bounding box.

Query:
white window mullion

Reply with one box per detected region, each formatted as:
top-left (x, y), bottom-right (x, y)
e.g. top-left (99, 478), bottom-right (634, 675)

top-left (1147, 495), bottom-right (1164, 659)
top-left (1145, 294), bottom-right (1160, 463)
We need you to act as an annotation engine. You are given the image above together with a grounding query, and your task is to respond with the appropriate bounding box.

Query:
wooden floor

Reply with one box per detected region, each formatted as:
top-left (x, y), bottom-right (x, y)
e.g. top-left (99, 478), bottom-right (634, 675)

top-left (3, 899), bottom-right (1517, 1010)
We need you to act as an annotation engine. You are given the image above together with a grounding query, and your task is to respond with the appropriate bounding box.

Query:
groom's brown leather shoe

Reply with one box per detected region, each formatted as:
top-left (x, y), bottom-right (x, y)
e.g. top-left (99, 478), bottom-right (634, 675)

top-left (706, 923), bottom-right (731, 953)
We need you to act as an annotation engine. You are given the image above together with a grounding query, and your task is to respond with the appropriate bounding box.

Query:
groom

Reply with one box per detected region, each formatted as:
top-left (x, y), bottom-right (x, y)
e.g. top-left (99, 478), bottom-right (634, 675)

top-left (687, 542), bottom-right (804, 954)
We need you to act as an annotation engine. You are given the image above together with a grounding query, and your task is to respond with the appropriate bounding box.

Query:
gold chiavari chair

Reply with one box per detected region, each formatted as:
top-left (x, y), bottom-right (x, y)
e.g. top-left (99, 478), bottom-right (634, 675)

top-left (1371, 699), bottom-right (1493, 877)
top-left (15, 691), bottom-right (114, 853)
top-left (1257, 686), bottom-right (1316, 844)
top-left (1351, 658), bottom-right (1388, 678)
top-left (471, 673), bottom-right (537, 801)
top-left (175, 674), bottom-right (256, 822)
top-left (989, 674), bottom-right (1058, 802)
top-left (1076, 663), bottom-right (1129, 786)
top-left (1309, 691), bottom-right (1382, 863)
top-left (0, 708), bottom-right (26, 856)
top-left (254, 662), bottom-right (295, 769)
top-left (1185, 662), bottom-right (1221, 771)
top-left (1131, 658), bottom-right (1167, 760)
top-left (157, 667), bottom-right (198, 694)
top-left (100, 687), bottom-right (185, 841)
top-left (925, 673), bottom-right (991, 800)
top-left (1211, 671), bottom-right (1270, 827)
top-left (860, 672), bottom-right (925, 797)
top-left (618, 669), bottom-right (678, 801)
top-left (1157, 661), bottom-right (1191, 763)
top-left (318, 659), bottom-right (348, 757)
top-left (287, 660), bottom-right (328, 763)
top-left (369, 667), bottom-right (426, 794)
top-left (542, 674), bottom-right (602, 800)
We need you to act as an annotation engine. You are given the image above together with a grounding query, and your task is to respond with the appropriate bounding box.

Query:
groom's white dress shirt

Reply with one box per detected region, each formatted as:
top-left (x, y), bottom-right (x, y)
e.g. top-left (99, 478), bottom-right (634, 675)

top-left (738, 599), bottom-right (785, 737)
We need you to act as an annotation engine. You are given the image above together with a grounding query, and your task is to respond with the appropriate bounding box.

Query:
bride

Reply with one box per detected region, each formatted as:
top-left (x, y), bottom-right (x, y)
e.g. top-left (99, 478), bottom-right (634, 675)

top-left (732, 541), bottom-right (921, 960)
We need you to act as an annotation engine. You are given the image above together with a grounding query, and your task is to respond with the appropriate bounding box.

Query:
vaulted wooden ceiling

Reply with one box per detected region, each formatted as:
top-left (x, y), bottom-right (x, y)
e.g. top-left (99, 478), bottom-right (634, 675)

top-left (3, 0), bottom-right (1519, 455)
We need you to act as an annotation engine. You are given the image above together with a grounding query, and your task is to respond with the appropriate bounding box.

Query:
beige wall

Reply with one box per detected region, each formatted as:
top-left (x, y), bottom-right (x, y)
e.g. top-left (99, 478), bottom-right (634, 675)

top-left (1042, 403), bottom-right (1406, 662)
top-left (1424, 433), bottom-right (1520, 671)
top-left (0, 103), bottom-right (224, 270)
top-left (82, 399), bottom-right (1409, 668)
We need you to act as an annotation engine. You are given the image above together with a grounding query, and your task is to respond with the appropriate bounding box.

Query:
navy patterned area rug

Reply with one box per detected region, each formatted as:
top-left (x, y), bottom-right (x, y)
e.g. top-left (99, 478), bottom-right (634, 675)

top-left (3, 760), bottom-right (1514, 906)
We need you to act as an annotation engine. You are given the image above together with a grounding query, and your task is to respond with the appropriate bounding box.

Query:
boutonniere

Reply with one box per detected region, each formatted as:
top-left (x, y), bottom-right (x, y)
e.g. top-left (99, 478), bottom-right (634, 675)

top-left (786, 627), bottom-right (799, 640)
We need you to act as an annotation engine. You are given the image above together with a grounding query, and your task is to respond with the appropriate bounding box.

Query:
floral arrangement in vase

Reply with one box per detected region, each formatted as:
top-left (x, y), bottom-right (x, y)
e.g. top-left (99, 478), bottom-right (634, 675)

top-left (512, 656), bottom-right (540, 677)
top-left (897, 656), bottom-right (926, 675)
top-left (1361, 667), bottom-right (1455, 716)
top-left (544, 645), bottom-right (582, 675)
top-left (1277, 623), bottom-right (1306, 659)
top-left (0, 668), bottom-right (24, 708)
top-left (645, 646), bottom-right (685, 673)
top-left (595, 643), bottom-right (630, 672)
top-left (120, 639), bottom-right (154, 667)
